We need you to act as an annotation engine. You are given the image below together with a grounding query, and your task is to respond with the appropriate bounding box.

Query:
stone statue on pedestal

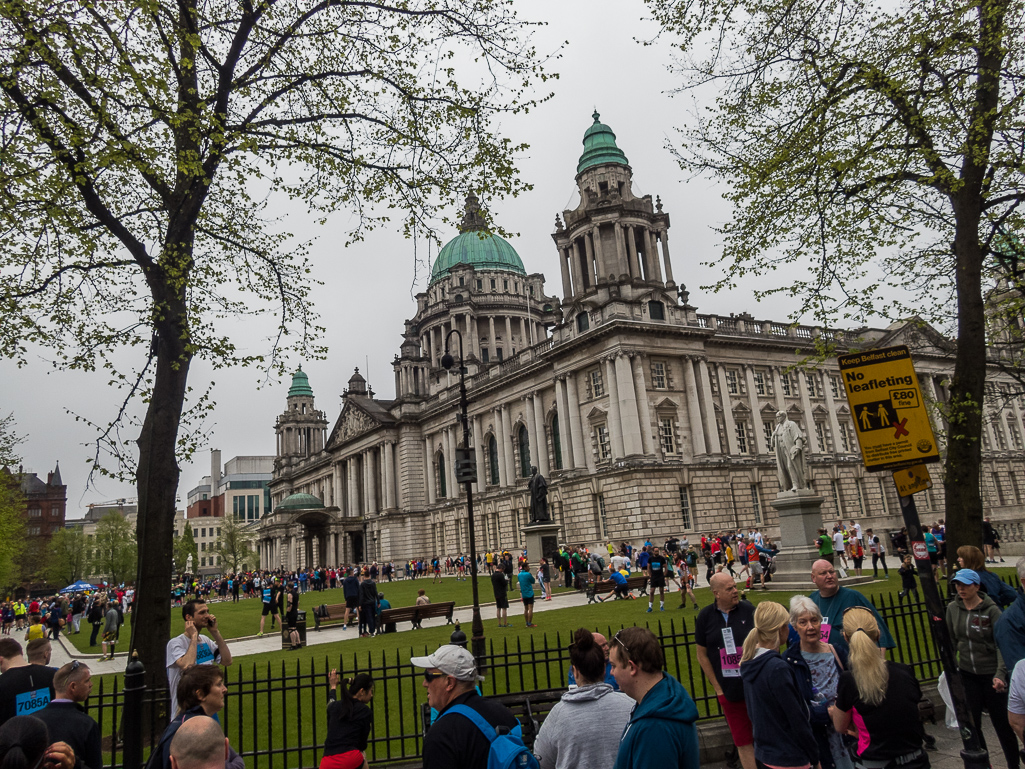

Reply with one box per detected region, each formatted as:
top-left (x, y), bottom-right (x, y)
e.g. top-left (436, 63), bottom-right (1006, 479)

top-left (528, 466), bottom-right (550, 522)
top-left (186, 554), bottom-right (194, 574)
top-left (770, 411), bottom-right (808, 492)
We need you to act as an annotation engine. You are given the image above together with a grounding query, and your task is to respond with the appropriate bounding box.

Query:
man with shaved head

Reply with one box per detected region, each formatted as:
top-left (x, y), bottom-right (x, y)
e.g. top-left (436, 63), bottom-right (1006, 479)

top-left (808, 558), bottom-right (895, 659)
top-left (169, 716), bottom-right (228, 769)
top-left (694, 573), bottom-right (756, 769)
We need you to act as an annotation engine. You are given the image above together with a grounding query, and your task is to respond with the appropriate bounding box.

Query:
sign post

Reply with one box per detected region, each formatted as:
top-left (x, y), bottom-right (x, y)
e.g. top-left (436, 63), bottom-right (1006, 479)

top-left (838, 345), bottom-right (988, 769)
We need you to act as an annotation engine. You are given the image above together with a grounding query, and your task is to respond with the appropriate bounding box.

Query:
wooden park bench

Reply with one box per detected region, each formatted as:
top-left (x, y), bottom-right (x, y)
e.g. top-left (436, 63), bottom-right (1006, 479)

top-left (312, 600), bottom-right (456, 631)
top-left (379, 601), bottom-right (455, 631)
top-left (586, 573), bottom-right (649, 603)
top-left (420, 688), bottom-right (566, 748)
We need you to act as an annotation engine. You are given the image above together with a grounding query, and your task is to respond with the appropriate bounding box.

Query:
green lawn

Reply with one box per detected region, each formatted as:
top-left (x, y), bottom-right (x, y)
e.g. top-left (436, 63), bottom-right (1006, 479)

top-left (85, 568), bottom-right (1018, 768)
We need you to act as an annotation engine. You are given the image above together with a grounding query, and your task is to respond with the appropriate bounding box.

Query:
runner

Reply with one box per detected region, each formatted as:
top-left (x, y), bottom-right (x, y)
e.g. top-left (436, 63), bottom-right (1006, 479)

top-left (646, 546), bottom-right (668, 613)
top-left (257, 578), bottom-right (280, 636)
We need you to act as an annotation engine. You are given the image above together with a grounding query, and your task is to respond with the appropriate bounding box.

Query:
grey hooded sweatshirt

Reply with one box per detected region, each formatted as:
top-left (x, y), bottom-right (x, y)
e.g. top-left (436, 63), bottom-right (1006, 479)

top-left (533, 682), bottom-right (634, 769)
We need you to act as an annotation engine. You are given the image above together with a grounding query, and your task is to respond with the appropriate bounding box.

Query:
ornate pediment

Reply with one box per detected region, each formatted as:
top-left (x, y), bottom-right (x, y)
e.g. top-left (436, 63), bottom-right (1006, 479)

top-left (328, 402), bottom-right (381, 446)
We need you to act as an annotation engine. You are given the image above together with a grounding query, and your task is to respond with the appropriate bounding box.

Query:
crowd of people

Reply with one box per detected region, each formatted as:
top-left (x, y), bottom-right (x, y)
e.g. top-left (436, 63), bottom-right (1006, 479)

top-left (6, 514), bottom-right (1025, 769)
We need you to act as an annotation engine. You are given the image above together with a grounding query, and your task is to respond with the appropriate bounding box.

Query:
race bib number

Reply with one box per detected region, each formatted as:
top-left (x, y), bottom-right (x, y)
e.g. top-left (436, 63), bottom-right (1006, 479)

top-left (196, 642), bottom-right (215, 665)
top-left (16, 689), bottom-right (49, 715)
top-left (719, 648), bottom-right (742, 677)
top-left (821, 617), bottom-right (831, 642)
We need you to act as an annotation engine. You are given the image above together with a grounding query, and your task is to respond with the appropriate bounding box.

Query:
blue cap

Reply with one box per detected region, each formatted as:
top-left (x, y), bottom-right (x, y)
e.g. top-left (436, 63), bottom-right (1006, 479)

top-left (951, 569), bottom-right (981, 586)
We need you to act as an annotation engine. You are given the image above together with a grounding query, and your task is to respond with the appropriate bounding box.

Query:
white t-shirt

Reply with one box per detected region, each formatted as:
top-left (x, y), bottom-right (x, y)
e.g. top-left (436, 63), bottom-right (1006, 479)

top-left (166, 634), bottom-right (220, 716)
top-left (611, 555), bottom-right (625, 572)
top-left (833, 532), bottom-right (845, 551)
top-left (853, 523), bottom-right (863, 541)
top-left (1009, 658), bottom-right (1025, 715)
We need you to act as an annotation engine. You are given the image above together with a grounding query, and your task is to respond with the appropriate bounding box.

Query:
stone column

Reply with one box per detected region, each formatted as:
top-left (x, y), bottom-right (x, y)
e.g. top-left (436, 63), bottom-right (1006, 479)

top-left (582, 234), bottom-right (596, 287)
top-left (494, 407), bottom-right (509, 487)
top-left (488, 316), bottom-right (496, 360)
top-left (681, 357), bottom-right (707, 456)
top-left (716, 364), bottom-right (740, 454)
top-left (384, 442), bottom-right (395, 509)
top-left (630, 353), bottom-right (654, 455)
top-left (472, 415), bottom-right (485, 494)
top-left (520, 317), bottom-right (528, 349)
top-left (333, 463), bottom-right (343, 511)
top-left (660, 229), bottom-right (675, 284)
top-left (605, 356), bottom-right (626, 458)
top-left (627, 226), bottom-right (642, 278)
top-left (346, 459), bottom-right (357, 516)
top-left (696, 359), bottom-right (722, 453)
top-left (798, 373), bottom-right (820, 453)
top-left (555, 377), bottom-right (575, 469)
top-left (505, 316), bottom-right (513, 357)
top-left (565, 374), bottom-right (587, 469)
top-left (614, 223), bottom-right (626, 279)
top-left (647, 230), bottom-right (663, 283)
top-left (524, 395), bottom-right (540, 470)
top-left (426, 332), bottom-right (435, 368)
top-left (744, 365), bottom-right (768, 454)
top-left (570, 240), bottom-right (585, 294)
top-left (367, 449), bottom-right (378, 513)
top-left (533, 391), bottom-right (550, 475)
top-left (501, 405), bottom-right (516, 482)
top-left (771, 367), bottom-right (787, 411)
top-left (446, 427), bottom-right (458, 496)
top-left (470, 316), bottom-right (481, 360)
top-left (592, 226), bottom-right (607, 281)
top-left (424, 438), bottom-right (437, 504)
top-left (823, 372), bottom-right (844, 454)
top-left (559, 246), bottom-right (573, 298)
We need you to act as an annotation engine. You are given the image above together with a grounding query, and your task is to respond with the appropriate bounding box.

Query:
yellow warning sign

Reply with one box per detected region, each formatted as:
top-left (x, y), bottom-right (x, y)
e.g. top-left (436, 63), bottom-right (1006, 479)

top-left (837, 345), bottom-right (940, 472)
top-left (892, 464), bottom-right (934, 496)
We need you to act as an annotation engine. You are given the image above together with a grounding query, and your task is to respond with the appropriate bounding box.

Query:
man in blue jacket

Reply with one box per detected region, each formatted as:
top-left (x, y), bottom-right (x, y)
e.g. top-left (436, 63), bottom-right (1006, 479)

top-left (610, 626), bottom-right (699, 769)
top-left (995, 556), bottom-right (1025, 672)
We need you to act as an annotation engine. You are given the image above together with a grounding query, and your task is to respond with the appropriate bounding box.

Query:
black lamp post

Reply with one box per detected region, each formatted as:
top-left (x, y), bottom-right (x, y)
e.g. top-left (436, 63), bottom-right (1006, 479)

top-left (441, 330), bottom-right (486, 668)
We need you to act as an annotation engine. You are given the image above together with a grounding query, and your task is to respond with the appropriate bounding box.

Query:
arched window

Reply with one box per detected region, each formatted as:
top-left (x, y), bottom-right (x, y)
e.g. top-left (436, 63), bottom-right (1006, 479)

top-left (552, 414), bottom-right (563, 470)
top-left (518, 425), bottom-right (531, 478)
top-left (488, 435), bottom-right (500, 485)
top-left (437, 453), bottom-right (447, 498)
top-left (576, 312), bottom-right (589, 332)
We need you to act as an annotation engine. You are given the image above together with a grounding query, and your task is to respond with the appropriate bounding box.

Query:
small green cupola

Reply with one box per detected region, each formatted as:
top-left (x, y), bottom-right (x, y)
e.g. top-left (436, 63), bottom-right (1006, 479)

top-left (576, 110), bottom-right (629, 174)
top-left (288, 366), bottom-right (314, 398)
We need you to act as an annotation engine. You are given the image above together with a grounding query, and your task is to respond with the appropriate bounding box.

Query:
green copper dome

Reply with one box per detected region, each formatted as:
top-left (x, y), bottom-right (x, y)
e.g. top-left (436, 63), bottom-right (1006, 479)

top-left (287, 367), bottom-right (314, 398)
top-left (276, 492), bottom-right (324, 511)
top-left (577, 110), bottom-right (629, 174)
top-left (429, 192), bottom-right (526, 285)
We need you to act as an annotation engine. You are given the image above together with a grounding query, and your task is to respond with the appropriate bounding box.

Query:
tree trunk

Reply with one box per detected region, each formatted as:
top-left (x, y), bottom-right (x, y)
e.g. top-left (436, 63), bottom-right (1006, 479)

top-left (943, 200), bottom-right (987, 563)
top-left (130, 279), bottom-right (192, 698)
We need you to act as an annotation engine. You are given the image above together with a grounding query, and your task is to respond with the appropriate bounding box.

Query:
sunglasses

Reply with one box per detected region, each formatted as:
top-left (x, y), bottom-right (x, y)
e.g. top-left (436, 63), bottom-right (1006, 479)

top-left (423, 670), bottom-right (447, 683)
top-left (612, 630), bottom-right (630, 654)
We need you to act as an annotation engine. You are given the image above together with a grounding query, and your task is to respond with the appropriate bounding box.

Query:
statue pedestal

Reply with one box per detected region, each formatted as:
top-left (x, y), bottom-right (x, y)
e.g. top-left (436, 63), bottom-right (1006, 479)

top-left (766, 489), bottom-right (825, 592)
top-left (520, 522), bottom-right (562, 563)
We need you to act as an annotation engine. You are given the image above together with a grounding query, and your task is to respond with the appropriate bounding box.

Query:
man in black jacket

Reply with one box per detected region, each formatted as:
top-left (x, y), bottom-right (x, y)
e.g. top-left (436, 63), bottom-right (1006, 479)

top-left (35, 661), bottom-right (102, 769)
top-left (358, 573), bottom-right (378, 637)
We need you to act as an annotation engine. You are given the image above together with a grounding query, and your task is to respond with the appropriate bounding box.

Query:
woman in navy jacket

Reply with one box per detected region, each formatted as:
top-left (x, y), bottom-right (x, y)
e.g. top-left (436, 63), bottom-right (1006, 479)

top-left (740, 601), bottom-right (819, 769)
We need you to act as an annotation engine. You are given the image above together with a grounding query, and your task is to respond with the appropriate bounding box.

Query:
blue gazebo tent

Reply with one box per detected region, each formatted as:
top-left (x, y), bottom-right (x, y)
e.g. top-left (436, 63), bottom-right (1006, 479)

top-left (59, 580), bottom-right (99, 594)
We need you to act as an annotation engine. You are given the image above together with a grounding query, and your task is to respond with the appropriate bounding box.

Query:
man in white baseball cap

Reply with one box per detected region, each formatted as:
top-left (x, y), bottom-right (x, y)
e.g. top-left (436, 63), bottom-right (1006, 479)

top-left (411, 645), bottom-right (518, 769)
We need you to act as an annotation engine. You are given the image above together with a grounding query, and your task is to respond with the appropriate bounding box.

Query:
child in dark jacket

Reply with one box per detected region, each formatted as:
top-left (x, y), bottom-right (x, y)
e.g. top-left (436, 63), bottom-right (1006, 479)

top-left (898, 556), bottom-right (918, 603)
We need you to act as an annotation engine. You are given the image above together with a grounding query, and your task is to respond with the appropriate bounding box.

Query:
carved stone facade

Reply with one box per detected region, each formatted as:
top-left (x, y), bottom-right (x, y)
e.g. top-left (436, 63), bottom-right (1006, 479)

top-left (258, 114), bottom-right (1025, 569)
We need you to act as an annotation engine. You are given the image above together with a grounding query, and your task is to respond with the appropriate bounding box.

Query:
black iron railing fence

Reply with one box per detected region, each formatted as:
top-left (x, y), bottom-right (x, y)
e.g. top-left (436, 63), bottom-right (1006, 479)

top-left (90, 587), bottom-right (962, 769)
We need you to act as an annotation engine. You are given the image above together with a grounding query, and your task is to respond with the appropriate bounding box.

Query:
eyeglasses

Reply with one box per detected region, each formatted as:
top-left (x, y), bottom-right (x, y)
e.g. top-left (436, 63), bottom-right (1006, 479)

top-left (71, 660), bottom-right (81, 671)
top-left (423, 670), bottom-right (447, 683)
top-left (612, 630), bottom-right (630, 654)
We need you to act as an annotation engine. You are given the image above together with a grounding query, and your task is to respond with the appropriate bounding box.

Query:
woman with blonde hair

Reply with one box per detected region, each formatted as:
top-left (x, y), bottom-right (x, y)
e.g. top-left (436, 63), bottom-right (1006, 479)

top-left (740, 601), bottom-right (818, 769)
top-left (830, 608), bottom-right (928, 769)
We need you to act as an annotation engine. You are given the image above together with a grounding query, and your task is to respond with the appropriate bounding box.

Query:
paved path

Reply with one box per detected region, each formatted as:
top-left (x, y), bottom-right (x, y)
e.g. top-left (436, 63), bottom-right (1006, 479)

top-left (50, 578), bottom-right (658, 673)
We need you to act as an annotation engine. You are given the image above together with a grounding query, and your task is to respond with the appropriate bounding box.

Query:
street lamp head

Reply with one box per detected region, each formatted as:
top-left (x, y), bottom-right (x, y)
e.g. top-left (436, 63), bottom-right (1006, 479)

top-left (441, 352), bottom-right (455, 370)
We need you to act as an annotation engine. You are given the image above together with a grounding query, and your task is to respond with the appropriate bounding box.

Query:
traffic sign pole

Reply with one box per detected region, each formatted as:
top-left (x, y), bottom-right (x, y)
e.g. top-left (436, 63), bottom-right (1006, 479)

top-left (838, 344), bottom-right (989, 769)
top-left (897, 490), bottom-right (988, 769)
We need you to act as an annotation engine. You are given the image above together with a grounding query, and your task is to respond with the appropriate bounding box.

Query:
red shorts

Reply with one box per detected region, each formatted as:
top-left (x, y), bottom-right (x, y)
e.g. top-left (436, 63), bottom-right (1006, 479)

top-left (319, 750), bottom-right (365, 769)
top-left (717, 694), bottom-right (753, 746)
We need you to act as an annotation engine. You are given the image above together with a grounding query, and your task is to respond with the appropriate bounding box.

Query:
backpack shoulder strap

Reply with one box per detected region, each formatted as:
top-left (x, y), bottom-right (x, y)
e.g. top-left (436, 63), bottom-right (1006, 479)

top-left (441, 703), bottom-right (498, 742)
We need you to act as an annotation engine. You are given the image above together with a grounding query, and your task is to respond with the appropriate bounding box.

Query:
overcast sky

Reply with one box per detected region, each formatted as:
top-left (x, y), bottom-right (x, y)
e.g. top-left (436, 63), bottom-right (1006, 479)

top-left (2, 0), bottom-right (818, 517)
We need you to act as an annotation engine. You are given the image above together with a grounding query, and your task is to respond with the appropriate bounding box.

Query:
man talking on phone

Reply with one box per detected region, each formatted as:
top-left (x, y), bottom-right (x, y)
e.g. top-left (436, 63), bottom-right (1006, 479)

top-left (166, 599), bottom-right (232, 716)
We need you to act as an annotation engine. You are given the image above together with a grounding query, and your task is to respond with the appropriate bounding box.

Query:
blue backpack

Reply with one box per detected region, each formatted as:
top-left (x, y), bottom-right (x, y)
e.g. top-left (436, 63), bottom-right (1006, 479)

top-left (440, 704), bottom-right (539, 769)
